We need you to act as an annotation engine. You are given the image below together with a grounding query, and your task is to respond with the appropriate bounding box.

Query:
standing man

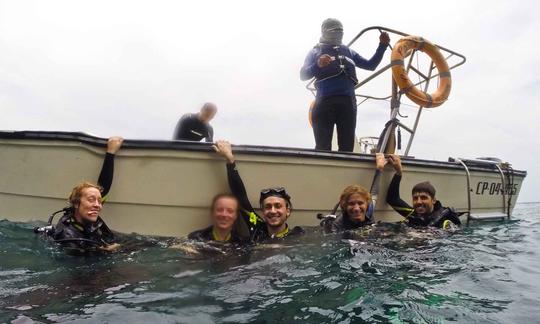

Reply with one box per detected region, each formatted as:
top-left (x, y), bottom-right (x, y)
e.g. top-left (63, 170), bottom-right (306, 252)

top-left (385, 154), bottom-right (461, 229)
top-left (300, 19), bottom-right (390, 152)
top-left (173, 103), bottom-right (217, 142)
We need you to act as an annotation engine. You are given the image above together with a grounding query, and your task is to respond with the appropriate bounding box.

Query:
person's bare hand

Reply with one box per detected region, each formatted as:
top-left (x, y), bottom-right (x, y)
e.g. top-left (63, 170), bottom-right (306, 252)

top-left (107, 136), bottom-right (124, 154)
top-left (99, 243), bottom-right (121, 253)
top-left (379, 32), bottom-right (390, 45)
top-left (213, 140), bottom-right (235, 164)
top-left (317, 54), bottom-right (332, 68)
top-left (375, 153), bottom-right (388, 171)
top-left (387, 154), bottom-right (402, 175)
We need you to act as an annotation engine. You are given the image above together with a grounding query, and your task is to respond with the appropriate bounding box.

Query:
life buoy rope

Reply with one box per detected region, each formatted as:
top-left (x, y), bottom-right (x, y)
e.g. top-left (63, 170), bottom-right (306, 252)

top-left (391, 36), bottom-right (451, 108)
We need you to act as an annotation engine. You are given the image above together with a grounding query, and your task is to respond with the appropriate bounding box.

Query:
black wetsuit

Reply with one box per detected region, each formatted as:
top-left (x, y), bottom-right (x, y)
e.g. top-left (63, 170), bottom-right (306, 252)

top-left (173, 113), bottom-right (214, 142)
top-left (322, 210), bottom-right (373, 233)
top-left (386, 174), bottom-right (461, 228)
top-left (52, 213), bottom-right (116, 254)
top-left (187, 225), bottom-right (245, 244)
top-left (226, 162), bottom-right (305, 243)
top-left (51, 153), bottom-right (118, 253)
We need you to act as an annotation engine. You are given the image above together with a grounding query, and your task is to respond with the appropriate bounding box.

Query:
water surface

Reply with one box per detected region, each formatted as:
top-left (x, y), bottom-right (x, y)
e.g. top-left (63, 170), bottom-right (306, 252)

top-left (1, 203), bottom-right (539, 323)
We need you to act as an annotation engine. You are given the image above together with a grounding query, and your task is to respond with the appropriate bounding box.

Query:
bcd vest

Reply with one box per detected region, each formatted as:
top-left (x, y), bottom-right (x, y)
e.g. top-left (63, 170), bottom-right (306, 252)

top-left (314, 44), bottom-right (358, 85)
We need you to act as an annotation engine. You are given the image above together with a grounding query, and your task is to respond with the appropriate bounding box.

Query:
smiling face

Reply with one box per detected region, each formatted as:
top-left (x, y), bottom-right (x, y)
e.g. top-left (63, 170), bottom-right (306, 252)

top-left (339, 185), bottom-right (371, 223)
top-left (261, 196), bottom-right (290, 229)
top-left (412, 192), bottom-right (436, 216)
top-left (74, 187), bottom-right (103, 223)
top-left (211, 196), bottom-right (238, 232)
top-left (345, 193), bottom-right (369, 223)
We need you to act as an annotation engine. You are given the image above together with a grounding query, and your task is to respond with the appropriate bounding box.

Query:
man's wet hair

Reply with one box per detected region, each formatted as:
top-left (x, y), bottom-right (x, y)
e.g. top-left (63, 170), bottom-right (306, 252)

top-left (412, 181), bottom-right (436, 198)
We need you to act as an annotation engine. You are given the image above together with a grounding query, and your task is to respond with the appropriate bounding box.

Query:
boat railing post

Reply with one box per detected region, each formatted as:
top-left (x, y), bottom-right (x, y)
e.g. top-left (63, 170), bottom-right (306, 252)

top-left (456, 158), bottom-right (511, 221)
top-left (452, 157), bottom-right (472, 225)
top-left (404, 60), bottom-right (435, 156)
top-left (378, 80), bottom-right (400, 153)
top-left (493, 164), bottom-right (508, 218)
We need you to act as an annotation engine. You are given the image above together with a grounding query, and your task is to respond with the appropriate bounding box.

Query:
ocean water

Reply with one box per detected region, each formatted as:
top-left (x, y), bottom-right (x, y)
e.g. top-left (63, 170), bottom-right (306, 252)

top-left (1, 203), bottom-right (539, 324)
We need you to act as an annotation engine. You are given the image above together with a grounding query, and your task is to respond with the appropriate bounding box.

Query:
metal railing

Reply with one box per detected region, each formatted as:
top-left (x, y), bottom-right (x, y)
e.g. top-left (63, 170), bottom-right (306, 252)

top-left (450, 157), bottom-right (512, 223)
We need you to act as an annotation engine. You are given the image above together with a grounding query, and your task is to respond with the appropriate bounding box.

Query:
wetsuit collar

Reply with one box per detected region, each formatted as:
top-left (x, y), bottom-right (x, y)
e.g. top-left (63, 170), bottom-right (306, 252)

top-left (67, 216), bottom-right (104, 234)
top-left (212, 227), bottom-right (232, 242)
top-left (67, 217), bottom-right (85, 232)
top-left (270, 224), bottom-right (289, 239)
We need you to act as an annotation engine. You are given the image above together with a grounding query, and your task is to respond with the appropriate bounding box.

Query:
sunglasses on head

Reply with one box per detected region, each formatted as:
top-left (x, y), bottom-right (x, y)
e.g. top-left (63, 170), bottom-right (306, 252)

top-left (259, 187), bottom-right (291, 205)
top-left (260, 187), bottom-right (287, 196)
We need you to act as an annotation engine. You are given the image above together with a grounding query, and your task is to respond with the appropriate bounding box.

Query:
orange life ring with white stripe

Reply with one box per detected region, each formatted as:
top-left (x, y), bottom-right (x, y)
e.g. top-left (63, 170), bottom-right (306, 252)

top-left (391, 36), bottom-right (451, 108)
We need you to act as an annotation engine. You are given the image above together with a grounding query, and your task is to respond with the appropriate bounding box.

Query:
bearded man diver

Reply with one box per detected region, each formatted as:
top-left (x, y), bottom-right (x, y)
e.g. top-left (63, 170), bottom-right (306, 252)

top-left (38, 137), bottom-right (124, 255)
top-left (385, 154), bottom-right (461, 229)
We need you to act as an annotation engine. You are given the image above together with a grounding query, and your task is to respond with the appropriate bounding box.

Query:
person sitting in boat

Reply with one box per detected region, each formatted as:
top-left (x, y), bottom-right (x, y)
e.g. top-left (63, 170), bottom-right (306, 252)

top-left (172, 103), bottom-right (217, 142)
top-left (321, 153), bottom-right (386, 232)
top-left (384, 154), bottom-right (461, 229)
top-left (42, 137), bottom-right (124, 255)
top-left (187, 193), bottom-right (247, 243)
top-left (213, 140), bottom-right (305, 242)
top-left (300, 18), bottom-right (390, 152)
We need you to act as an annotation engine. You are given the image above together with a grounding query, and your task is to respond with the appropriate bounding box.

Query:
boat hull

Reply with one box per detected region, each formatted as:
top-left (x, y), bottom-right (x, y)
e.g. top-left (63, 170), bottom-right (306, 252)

top-left (0, 131), bottom-right (526, 237)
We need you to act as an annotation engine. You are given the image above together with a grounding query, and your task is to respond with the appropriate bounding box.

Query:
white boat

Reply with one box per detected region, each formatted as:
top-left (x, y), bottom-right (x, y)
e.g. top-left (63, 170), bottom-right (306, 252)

top-left (0, 131), bottom-right (526, 237)
top-left (0, 27), bottom-right (527, 236)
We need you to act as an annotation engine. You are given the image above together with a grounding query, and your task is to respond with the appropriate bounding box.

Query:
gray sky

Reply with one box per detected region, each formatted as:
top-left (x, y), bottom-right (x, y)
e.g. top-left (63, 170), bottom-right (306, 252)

top-left (1, 0), bottom-right (539, 202)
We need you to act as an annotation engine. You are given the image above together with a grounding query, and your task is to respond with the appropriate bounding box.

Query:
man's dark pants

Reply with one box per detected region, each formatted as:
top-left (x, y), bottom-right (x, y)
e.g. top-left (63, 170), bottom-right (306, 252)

top-left (312, 95), bottom-right (357, 152)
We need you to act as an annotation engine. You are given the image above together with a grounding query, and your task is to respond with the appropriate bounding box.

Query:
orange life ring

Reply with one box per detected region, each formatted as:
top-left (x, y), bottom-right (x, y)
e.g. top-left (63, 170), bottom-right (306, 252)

top-left (391, 36), bottom-right (451, 108)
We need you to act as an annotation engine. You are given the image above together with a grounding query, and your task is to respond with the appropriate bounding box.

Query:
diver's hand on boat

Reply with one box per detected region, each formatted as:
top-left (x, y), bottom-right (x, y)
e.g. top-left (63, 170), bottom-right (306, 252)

top-left (107, 136), bottom-right (124, 154)
top-left (387, 154), bottom-right (402, 175)
top-left (380, 32), bottom-right (390, 45)
top-left (99, 242), bottom-right (121, 252)
top-left (213, 140), bottom-right (235, 164)
top-left (375, 153), bottom-right (387, 171)
top-left (317, 54), bottom-right (332, 68)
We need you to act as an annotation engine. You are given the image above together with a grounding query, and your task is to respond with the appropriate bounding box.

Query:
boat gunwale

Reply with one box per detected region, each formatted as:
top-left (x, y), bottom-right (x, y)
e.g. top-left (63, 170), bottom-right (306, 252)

top-left (0, 130), bottom-right (527, 176)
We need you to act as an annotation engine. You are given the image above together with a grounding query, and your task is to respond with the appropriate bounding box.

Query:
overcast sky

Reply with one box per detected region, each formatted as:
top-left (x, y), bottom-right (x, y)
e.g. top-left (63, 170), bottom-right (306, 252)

top-left (1, 0), bottom-right (538, 202)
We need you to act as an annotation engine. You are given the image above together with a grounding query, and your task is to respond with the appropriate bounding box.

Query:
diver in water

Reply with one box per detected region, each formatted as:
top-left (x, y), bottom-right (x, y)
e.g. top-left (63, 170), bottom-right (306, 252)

top-left (169, 193), bottom-right (248, 257)
top-left (321, 153), bottom-right (386, 233)
top-left (213, 140), bottom-right (304, 243)
top-left (187, 193), bottom-right (247, 243)
top-left (35, 137), bottom-right (124, 255)
top-left (385, 154), bottom-right (461, 229)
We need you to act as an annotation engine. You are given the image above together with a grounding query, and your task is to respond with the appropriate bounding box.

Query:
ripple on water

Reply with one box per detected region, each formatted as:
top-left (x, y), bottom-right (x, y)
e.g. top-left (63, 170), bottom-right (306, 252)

top-left (1, 203), bottom-right (540, 323)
